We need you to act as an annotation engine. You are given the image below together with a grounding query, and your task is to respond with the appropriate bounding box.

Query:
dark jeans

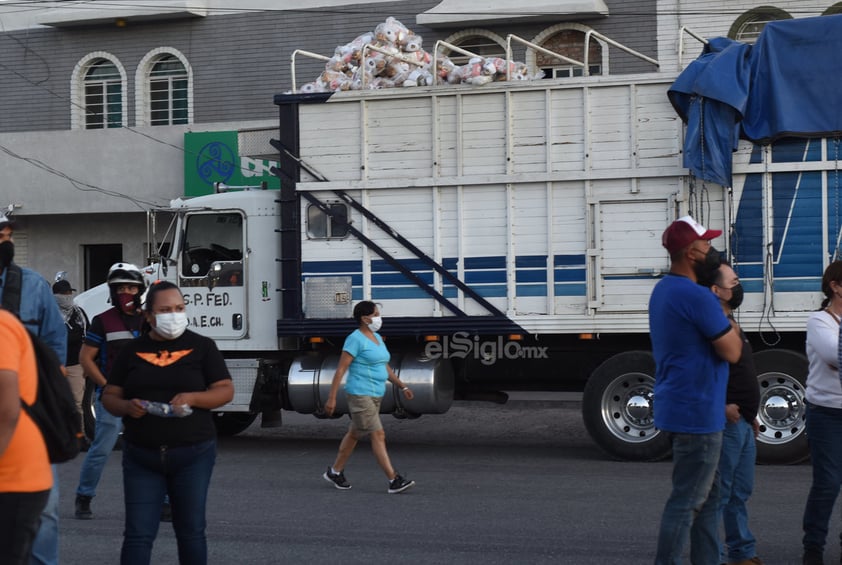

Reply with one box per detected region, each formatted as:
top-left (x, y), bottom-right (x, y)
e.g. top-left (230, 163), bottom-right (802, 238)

top-left (718, 418), bottom-right (757, 562)
top-left (120, 439), bottom-right (217, 565)
top-left (0, 489), bottom-right (50, 565)
top-left (655, 431), bottom-right (723, 565)
top-left (803, 403), bottom-right (842, 553)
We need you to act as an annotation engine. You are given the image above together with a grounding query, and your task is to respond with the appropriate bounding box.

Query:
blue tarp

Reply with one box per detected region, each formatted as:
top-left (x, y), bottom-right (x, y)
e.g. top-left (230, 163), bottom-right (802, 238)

top-left (668, 14), bottom-right (842, 187)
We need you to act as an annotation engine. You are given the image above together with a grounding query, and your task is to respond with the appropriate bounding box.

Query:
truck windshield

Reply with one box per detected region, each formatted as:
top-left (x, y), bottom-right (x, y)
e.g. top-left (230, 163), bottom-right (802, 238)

top-left (181, 212), bottom-right (243, 279)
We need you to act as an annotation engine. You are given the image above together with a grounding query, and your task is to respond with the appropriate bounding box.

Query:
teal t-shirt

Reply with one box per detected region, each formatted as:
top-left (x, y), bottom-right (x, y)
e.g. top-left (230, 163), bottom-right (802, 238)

top-left (342, 329), bottom-right (390, 397)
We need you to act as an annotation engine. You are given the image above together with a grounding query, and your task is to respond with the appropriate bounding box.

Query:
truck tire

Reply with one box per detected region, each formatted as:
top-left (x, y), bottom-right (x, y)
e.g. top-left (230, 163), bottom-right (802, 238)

top-left (212, 412), bottom-right (258, 436)
top-left (754, 349), bottom-right (809, 465)
top-left (582, 351), bottom-right (671, 461)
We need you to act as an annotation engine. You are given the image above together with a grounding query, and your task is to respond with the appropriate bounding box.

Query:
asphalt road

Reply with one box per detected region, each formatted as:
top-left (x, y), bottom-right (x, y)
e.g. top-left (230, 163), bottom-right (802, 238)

top-left (54, 397), bottom-right (830, 564)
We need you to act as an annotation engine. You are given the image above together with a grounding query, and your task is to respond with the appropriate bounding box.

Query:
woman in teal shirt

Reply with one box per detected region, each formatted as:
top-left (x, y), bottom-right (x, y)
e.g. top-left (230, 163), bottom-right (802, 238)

top-left (323, 301), bottom-right (415, 494)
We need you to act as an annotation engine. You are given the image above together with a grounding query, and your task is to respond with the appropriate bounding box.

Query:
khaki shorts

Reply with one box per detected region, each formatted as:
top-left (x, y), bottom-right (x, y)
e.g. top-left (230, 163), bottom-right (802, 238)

top-left (346, 394), bottom-right (383, 436)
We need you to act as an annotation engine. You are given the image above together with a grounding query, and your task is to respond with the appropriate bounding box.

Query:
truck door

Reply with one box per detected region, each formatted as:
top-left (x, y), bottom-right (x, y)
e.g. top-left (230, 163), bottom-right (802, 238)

top-left (589, 198), bottom-right (672, 312)
top-left (179, 211), bottom-right (247, 339)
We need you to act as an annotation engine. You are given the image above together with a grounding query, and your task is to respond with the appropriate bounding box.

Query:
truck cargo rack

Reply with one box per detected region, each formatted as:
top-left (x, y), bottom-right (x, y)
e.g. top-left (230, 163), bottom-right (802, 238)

top-left (277, 315), bottom-right (526, 338)
top-left (290, 29), bottom-right (658, 92)
top-left (270, 135), bottom-right (522, 331)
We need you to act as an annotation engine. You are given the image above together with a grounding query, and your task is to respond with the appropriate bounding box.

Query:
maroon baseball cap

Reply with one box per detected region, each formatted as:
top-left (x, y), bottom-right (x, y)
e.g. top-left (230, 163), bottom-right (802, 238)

top-left (662, 216), bottom-right (722, 255)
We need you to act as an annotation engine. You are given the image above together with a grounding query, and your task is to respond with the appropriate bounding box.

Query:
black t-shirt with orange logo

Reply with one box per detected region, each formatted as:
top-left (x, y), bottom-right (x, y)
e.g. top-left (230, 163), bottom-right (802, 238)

top-left (108, 329), bottom-right (232, 448)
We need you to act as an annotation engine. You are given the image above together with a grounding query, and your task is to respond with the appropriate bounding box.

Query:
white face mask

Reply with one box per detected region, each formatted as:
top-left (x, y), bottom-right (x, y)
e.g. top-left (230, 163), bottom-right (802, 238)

top-left (367, 316), bottom-right (383, 332)
top-left (153, 312), bottom-right (189, 340)
top-left (55, 294), bottom-right (75, 311)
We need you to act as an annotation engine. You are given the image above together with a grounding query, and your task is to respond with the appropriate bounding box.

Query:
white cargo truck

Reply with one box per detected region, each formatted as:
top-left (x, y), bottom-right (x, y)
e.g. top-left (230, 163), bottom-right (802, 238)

top-left (79, 23), bottom-right (842, 464)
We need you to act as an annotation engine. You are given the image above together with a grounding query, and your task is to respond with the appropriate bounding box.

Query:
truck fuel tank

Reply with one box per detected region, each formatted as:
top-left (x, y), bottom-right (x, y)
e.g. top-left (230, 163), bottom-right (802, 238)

top-left (287, 347), bottom-right (454, 416)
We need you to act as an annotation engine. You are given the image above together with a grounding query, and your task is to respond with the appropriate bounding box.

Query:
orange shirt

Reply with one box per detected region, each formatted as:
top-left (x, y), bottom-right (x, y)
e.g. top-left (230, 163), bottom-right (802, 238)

top-left (0, 309), bottom-right (52, 492)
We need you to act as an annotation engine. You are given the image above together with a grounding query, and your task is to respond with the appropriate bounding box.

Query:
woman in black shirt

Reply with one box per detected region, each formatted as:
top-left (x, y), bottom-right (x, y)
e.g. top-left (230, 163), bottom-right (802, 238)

top-left (103, 281), bottom-right (234, 565)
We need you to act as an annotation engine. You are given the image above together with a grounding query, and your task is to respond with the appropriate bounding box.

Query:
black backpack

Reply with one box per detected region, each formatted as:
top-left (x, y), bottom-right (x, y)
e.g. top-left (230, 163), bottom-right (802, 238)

top-left (20, 330), bottom-right (83, 463)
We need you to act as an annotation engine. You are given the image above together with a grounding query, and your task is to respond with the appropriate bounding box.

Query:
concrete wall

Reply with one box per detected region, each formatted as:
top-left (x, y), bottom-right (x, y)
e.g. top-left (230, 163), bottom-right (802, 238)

top-left (13, 213), bottom-right (149, 291)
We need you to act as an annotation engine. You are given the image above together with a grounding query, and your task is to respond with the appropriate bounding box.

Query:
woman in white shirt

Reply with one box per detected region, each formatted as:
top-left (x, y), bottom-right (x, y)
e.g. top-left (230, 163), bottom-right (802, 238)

top-left (802, 261), bottom-right (842, 565)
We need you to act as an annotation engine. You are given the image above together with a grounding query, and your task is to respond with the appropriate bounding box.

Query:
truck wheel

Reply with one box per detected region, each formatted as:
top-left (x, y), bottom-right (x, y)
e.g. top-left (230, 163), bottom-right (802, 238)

top-left (82, 379), bottom-right (96, 440)
top-left (754, 349), bottom-right (809, 465)
top-left (212, 412), bottom-right (258, 436)
top-left (582, 351), bottom-right (671, 461)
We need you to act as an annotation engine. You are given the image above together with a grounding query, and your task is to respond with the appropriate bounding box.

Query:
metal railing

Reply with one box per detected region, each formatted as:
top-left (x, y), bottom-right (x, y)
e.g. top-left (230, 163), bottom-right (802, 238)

top-left (505, 34), bottom-right (583, 80)
top-left (431, 39), bottom-right (481, 84)
top-left (584, 29), bottom-right (659, 75)
top-left (359, 43), bottom-right (427, 89)
top-left (678, 26), bottom-right (709, 66)
top-left (290, 29), bottom-right (665, 92)
top-left (290, 49), bottom-right (331, 92)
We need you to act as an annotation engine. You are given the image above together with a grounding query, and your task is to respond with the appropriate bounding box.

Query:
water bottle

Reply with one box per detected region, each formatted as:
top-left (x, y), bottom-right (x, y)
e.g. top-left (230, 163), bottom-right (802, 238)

top-left (140, 400), bottom-right (193, 418)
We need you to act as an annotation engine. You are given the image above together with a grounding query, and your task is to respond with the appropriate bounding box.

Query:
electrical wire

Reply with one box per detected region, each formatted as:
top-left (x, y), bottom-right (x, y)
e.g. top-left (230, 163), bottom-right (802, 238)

top-left (0, 142), bottom-right (162, 209)
top-left (0, 34), bottom-right (268, 205)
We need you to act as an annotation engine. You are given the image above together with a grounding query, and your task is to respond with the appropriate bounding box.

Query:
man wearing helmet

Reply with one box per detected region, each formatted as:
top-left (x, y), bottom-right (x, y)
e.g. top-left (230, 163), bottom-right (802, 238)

top-left (74, 263), bottom-right (146, 520)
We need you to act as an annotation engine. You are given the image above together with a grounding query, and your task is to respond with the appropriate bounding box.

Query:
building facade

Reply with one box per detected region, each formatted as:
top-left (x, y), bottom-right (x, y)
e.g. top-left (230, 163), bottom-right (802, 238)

top-left (0, 0), bottom-right (837, 287)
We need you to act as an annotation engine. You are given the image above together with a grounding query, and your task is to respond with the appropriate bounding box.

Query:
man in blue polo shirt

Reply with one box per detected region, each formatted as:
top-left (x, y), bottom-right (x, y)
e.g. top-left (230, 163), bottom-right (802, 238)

top-left (650, 215), bottom-right (742, 565)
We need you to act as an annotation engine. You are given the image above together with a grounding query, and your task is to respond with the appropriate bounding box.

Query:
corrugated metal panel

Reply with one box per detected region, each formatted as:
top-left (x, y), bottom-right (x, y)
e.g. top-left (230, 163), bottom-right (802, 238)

top-left (367, 98), bottom-right (435, 180)
top-left (589, 85), bottom-right (633, 170)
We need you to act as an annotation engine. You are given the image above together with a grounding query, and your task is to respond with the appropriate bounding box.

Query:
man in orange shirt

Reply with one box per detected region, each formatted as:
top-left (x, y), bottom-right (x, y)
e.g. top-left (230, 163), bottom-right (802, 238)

top-left (0, 308), bottom-right (53, 564)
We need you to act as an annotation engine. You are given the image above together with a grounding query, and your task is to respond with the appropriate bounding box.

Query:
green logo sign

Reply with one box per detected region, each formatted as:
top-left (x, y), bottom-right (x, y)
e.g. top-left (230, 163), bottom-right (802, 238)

top-left (184, 131), bottom-right (280, 196)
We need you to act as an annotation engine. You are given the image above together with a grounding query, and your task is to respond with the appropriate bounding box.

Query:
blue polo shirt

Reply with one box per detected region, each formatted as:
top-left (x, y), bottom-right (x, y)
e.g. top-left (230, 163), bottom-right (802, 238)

top-left (342, 329), bottom-right (390, 397)
top-left (649, 273), bottom-right (731, 433)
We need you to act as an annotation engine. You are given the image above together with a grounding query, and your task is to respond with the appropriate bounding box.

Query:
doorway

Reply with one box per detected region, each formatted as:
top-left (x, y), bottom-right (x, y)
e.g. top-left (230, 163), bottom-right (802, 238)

top-left (84, 244), bottom-right (123, 290)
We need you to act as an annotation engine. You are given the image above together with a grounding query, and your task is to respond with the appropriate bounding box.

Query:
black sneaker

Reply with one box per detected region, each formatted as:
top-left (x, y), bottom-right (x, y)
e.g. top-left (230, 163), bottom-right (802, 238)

top-left (323, 466), bottom-right (351, 490)
top-left (388, 473), bottom-right (415, 494)
top-left (75, 495), bottom-right (93, 520)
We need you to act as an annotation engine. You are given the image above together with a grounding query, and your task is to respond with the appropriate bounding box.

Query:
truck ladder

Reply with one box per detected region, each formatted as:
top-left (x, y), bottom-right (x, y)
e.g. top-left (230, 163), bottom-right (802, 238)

top-left (270, 137), bottom-right (511, 320)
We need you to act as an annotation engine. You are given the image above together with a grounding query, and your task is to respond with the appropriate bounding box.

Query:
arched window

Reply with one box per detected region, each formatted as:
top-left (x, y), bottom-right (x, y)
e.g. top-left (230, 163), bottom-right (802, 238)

top-left (528, 24), bottom-right (609, 78)
top-left (538, 29), bottom-right (601, 78)
top-left (84, 59), bottom-right (122, 129)
top-left (728, 7), bottom-right (792, 44)
top-left (135, 48), bottom-right (193, 126)
top-left (71, 53), bottom-right (127, 130)
top-left (149, 55), bottom-right (188, 126)
top-left (440, 29), bottom-right (506, 66)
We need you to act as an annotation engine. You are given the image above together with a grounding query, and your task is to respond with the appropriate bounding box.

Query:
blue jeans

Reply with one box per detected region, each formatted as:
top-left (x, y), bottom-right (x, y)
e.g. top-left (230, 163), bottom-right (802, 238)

top-left (120, 439), bottom-right (217, 565)
top-left (76, 392), bottom-right (122, 497)
top-left (655, 431), bottom-right (723, 565)
top-left (718, 419), bottom-right (757, 562)
top-left (29, 464), bottom-right (58, 565)
top-left (803, 403), bottom-right (842, 552)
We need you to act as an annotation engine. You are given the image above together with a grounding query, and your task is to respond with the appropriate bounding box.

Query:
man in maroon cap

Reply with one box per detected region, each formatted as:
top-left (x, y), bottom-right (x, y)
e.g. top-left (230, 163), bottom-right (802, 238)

top-left (650, 215), bottom-right (743, 565)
